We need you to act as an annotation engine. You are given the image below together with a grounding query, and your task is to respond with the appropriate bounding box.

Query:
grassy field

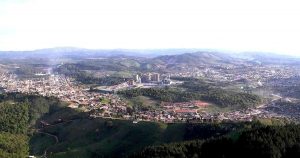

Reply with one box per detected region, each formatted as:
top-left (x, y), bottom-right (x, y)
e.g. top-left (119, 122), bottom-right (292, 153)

top-left (126, 96), bottom-right (159, 110)
top-left (203, 104), bottom-right (232, 113)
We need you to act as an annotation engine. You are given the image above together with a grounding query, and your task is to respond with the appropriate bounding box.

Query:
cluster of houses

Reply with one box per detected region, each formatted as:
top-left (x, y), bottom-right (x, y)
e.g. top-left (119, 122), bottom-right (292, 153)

top-left (171, 64), bottom-right (300, 87)
top-left (1, 68), bottom-right (300, 123)
top-left (0, 73), bottom-right (128, 117)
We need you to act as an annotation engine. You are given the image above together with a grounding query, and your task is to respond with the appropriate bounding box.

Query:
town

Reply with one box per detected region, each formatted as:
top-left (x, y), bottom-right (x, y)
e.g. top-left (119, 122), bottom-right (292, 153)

top-left (1, 64), bottom-right (300, 124)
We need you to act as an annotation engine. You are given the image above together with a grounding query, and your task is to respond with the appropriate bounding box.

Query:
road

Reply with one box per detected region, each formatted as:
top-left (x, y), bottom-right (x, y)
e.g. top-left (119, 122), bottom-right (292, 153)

top-left (34, 119), bottom-right (81, 158)
top-left (36, 130), bottom-right (59, 158)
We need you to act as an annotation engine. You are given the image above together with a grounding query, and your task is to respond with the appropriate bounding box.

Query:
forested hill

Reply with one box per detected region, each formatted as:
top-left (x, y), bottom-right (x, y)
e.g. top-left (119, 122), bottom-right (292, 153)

top-left (0, 92), bottom-right (298, 158)
top-left (0, 93), bottom-right (65, 157)
top-left (130, 125), bottom-right (300, 158)
top-left (0, 101), bottom-right (29, 157)
top-left (152, 52), bottom-right (236, 66)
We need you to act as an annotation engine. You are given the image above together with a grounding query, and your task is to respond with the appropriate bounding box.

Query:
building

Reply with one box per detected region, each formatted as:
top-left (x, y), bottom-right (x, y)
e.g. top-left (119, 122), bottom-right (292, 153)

top-left (162, 79), bottom-right (172, 85)
top-left (151, 73), bottom-right (160, 82)
top-left (128, 79), bottom-right (135, 86)
top-left (135, 74), bottom-right (141, 83)
top-left (141, 73), bottom-right (151, 83)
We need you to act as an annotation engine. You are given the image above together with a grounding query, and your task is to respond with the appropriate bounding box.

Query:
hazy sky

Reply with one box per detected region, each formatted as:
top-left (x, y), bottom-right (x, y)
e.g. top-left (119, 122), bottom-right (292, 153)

top-left (0, 0), bottom-right (300, 55)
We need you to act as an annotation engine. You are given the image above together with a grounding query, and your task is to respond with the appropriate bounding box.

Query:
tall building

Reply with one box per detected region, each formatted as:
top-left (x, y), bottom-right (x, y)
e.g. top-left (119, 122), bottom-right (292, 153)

top-left (141, 73), bottom-right (151, 83)
top-left (135, 74), bottom-right (141, 83)
top-left (151, 73), bottom-right (160, 82)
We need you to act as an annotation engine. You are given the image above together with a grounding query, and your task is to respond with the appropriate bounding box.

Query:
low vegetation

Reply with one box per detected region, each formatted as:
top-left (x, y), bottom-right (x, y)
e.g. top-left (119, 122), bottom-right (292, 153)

top-left (55, 63), bottom-right (128, 86)
top-left (119, 78), bottom-right (262, 109)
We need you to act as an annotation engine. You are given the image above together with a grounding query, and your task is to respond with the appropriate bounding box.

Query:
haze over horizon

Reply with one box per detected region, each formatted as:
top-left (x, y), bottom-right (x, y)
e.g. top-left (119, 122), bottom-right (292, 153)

top-left (1, 0), bottom-right (300, 56)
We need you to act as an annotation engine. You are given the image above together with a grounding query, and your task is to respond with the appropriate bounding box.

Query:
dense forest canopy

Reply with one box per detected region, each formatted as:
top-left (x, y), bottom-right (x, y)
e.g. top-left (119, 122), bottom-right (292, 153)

top-left (130, 125), bottom-right (300, 158)
top-left (0, 93), bottom-right (65, 157)
top-left (0, 102), bottom-right (29, 157)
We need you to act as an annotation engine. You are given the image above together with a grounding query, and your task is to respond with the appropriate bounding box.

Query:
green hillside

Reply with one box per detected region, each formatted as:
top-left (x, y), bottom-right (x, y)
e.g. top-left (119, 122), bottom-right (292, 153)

top-left (0, 102), bottom-right (29, 157)
top-left (0, 92), bottom-right (295, 158)
top-left (130, 125), bottom-right (300, 158)
top-left (0, 93), bottom-right (67, 157)
top-left (152, 52), bottom-right (236, 66)
top-left (30, 104), bottom-right (253, 158)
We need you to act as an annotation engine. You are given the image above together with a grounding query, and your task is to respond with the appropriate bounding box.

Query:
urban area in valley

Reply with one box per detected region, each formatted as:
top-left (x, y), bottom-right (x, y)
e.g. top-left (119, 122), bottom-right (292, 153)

top-left (2, 49), bottom-right (300, 158)
top-left (1, 49), bottom-right (300, 124)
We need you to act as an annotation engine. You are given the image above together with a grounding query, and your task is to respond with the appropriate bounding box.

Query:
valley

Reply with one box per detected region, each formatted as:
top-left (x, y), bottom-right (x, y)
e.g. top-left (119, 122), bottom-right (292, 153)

top-left (1, 49), bottom-right (300, 157)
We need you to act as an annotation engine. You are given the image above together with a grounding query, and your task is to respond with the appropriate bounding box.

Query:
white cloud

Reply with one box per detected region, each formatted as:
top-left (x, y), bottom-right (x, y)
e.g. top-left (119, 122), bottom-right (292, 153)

top-left (0, 0), bottom-right (300, 55)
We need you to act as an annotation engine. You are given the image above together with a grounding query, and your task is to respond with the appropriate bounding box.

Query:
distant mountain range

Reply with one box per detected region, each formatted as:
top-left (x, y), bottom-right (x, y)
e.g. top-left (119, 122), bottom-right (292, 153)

top-left (152, 52), bottom-right (237, 66)
top-left (234, 52), bottom-right (300, 64)
top-left (1, 47), bottom-right (300, 66)
top-left (0, 47), bottom-right (204, 59)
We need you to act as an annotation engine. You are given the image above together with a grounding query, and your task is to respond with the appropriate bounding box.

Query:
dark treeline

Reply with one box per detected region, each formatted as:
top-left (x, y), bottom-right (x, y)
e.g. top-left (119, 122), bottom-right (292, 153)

top-left (0, 93), bottom-right (66, 125)
top-left (130, 125), bottom-right (300, 158)
top-left (118, 88), bottom-right (201, 102)
top-left (183, 122), bottom-right (249, 140)
top-left (14, 65), bottom-right (43, 76)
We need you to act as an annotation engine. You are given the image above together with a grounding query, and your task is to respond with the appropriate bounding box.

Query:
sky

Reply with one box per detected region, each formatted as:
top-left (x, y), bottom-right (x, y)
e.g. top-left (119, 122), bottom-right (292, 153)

top-left (0, 0), bottom-right (300, 55)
